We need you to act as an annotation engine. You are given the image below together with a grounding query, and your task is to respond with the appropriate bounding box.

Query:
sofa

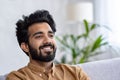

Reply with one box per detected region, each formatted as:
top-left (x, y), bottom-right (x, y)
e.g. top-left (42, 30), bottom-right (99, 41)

top-left (77, 58), bottom-right (120, 80)
top-left (0, 58), bottom-right (120, 80)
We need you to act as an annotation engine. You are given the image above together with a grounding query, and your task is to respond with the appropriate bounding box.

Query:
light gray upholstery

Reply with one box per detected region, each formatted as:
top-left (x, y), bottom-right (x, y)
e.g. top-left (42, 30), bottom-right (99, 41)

top-left (0, 58), bottom-right (120, 80)
top-left (0, 75), bottom-right (6, 80)
top-left (77, 58), bottom-right (120, 80)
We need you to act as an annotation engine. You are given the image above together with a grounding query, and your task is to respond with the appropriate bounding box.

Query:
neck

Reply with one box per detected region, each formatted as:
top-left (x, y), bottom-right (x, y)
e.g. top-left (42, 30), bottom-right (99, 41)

top-left (30, 59), bottom-right (53, 71)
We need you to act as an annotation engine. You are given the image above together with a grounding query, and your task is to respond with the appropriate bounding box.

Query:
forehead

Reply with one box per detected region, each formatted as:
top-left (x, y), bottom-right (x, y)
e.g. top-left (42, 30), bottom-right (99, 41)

top-left (28, 22), bottom-right (53, 35)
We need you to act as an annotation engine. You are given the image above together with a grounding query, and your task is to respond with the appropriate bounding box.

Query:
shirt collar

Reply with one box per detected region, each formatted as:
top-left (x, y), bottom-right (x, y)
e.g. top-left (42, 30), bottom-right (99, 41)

top-left (52, 63), bottom-right (55, 76)
top-left (28, 62), bottom-right (55, 76)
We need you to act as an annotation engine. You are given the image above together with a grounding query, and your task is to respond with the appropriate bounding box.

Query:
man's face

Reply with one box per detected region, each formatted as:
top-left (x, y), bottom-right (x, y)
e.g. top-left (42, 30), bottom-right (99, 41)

top-left (27, 22), bottom-right (57, 62)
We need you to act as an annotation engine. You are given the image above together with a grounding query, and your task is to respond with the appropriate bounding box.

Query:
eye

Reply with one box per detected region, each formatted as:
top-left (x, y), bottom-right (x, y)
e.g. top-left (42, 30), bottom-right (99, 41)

top-left (49, 34), bottom-right (54, 38)
top-left (35, 35), bottom-right (43, 39)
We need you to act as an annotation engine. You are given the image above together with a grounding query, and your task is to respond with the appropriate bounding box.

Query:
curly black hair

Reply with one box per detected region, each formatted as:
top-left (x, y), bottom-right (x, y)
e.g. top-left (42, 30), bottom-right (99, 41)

top-left (16, 10), bottom-right (56, 46)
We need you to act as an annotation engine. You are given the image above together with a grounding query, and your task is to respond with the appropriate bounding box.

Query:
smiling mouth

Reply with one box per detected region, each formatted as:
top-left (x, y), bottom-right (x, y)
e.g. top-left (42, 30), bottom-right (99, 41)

top-left (41, 46), bottom-right (53, 53)
top-left (39, 43), bottom-right (54, 53)
top-left (43, 46), bottom-right (52, 50)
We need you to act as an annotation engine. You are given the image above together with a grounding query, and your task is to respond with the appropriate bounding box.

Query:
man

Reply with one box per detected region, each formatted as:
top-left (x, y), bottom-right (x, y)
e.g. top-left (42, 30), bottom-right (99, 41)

top-left (6, 10), bottom-right (90, 80)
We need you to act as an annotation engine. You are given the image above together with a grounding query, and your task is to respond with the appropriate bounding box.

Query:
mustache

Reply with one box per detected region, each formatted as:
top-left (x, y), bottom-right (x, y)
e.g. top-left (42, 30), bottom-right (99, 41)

top-left (39, 43), bottom-right (54, 49)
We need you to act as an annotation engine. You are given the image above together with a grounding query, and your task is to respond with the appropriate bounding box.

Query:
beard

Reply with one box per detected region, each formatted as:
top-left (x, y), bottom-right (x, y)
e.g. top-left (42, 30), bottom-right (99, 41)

top-left (28, 43), bottom-right (56, 62)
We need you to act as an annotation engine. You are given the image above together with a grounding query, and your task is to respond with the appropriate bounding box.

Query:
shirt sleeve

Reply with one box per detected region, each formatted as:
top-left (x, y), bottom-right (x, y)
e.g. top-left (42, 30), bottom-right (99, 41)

top-left (77, 67), bottom-right (90, 80)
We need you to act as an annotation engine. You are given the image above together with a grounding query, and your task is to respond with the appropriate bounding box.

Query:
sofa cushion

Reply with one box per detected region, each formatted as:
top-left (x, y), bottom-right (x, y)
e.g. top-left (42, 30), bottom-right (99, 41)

top-left (77, 58), bottom-right (120, 80)
top-left (0, 75), bottom-right (7, 80)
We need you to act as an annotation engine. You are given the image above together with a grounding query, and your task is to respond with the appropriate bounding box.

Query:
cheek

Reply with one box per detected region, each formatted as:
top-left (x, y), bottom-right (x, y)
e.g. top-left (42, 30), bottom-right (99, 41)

top-left (52, 40), bottom-right (57, 48)
top-left (29, 40), bottom-right (42, 50)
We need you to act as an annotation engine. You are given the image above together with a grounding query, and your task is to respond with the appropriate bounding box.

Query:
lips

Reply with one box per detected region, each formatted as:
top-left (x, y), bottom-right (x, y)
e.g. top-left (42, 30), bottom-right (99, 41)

top-left (41, 46), bottom-right (53, 52)
top-left (43, 46), bottom-right (52, 50)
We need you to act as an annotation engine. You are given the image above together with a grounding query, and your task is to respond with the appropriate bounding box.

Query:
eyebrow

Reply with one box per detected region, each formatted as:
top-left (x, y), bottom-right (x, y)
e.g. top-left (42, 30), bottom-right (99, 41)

top-left (48, 31), bottom-right (54, 34)
top-left (32, 31), bottom-right (54, 37)
top-left (32, 31), bottom-right (43, 37)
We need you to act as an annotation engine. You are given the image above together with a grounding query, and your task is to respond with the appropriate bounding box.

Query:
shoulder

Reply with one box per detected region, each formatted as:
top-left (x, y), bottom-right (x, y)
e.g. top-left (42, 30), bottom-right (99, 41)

top-left (55, 64), bottom-right (90, 80)
top-left (56, 63), bottom-right (82, 69)
top-left (56, 64), bottom-right (82, 72)
top-left (6, 66), bottom-right (28, 80)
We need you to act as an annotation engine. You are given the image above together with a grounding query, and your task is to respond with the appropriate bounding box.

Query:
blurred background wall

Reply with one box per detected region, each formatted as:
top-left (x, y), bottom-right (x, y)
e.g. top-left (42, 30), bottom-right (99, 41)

top-left (0, 0), bottom-right (120, 75)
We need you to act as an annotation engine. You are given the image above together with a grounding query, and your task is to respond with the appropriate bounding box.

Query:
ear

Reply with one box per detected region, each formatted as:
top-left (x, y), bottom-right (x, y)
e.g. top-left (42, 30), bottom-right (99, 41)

top-left (20, 42), bottom-right (29, 53)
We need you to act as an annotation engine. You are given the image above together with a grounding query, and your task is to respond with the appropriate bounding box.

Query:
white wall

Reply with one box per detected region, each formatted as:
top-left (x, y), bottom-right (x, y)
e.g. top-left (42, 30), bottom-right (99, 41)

top-left (0, 0), bottom-right (68, 75)
top-left (93, 0), bottom-right (120, 46)
top-left (92, 0), bottom-right (120, 60)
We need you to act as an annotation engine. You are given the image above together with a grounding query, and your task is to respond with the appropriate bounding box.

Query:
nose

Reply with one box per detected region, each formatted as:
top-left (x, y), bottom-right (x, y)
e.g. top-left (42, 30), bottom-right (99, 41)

top-left (43, 36), bottom-right (51, 44)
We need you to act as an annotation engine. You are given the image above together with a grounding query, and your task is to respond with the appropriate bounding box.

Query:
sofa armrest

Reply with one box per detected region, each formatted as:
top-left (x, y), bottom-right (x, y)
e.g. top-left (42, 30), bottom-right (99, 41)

top-left (77, 58), bottom-right (120, 80)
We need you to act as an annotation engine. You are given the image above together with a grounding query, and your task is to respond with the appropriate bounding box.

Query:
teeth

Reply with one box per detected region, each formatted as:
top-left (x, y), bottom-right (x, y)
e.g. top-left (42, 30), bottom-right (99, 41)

top-left (43, 47), bottom-right (52, 51)
top-left (44, 47), bottom-right (51, 50)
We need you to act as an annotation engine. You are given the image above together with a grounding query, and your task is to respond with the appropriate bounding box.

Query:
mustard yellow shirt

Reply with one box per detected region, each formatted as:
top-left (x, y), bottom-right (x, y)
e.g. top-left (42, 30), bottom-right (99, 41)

top-left (6, 63), bottom-right (90, 80)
